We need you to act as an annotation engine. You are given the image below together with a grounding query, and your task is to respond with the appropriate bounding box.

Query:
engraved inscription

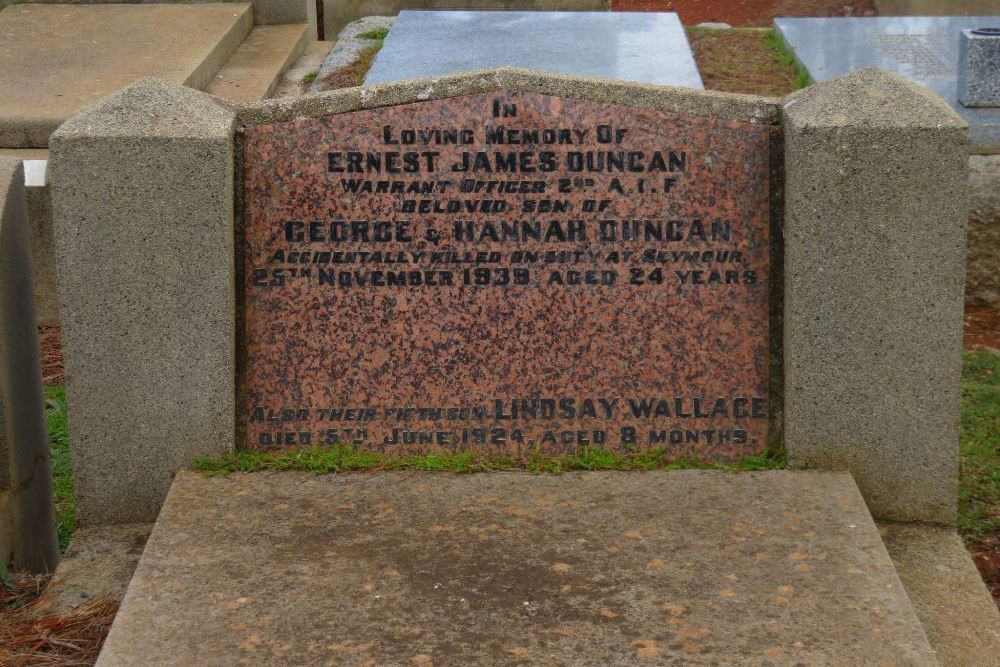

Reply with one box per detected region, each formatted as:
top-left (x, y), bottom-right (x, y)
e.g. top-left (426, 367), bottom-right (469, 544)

top-left (869, 34), bottom-right (955, 78)
top-left (242, 91), bottom-right (773, 459)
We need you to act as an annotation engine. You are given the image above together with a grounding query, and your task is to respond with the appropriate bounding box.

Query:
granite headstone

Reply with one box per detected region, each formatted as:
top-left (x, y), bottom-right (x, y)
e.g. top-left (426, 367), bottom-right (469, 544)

top-left (242, 90), bottom-right (773, 459)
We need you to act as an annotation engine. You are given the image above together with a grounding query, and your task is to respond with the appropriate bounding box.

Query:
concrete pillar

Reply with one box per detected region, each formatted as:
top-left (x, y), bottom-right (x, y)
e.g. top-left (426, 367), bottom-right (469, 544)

top-left (0, 158), bottom-right (59, 572)
top-left (50, 79), bottom-right (237, 525)
top-left (782, 67), bottom-right (969, 524)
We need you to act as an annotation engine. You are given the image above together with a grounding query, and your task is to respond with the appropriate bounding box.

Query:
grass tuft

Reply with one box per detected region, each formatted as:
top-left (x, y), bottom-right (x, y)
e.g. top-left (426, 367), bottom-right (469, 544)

top-left (192, 442), bottom-right (787, 476)
top-left (44, 387), bottom-right (75, 552)
top-left (959, 350), bottom-right (1000, 544)
top-left (764, 30), bottom-right (811, 90)
top-left (301, 70), bottom-right (318, 85)
top-left (687, 27), bottom-right (809, 97)
top-left (357, 28), bottom-right (389, 41)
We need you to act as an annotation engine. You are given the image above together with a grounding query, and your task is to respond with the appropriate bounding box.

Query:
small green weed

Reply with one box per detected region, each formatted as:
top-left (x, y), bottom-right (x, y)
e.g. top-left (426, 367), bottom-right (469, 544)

top-left (764, 30), bottom-right (811, 90)
top-left (193, 443), bottom-right (786, 476)
top-left (959, 350), bottom-right (1000, 544)
top-left (44, 387), bottom-right (75, 552)
top-left (301, 70), bottom-right (318, 85)
top-left (358, 28), bottom-right (389, 41)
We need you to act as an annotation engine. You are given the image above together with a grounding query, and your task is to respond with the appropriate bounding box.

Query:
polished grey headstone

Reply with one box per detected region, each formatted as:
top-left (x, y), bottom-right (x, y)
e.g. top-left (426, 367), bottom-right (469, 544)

top-left (364, 11), bottom-right (703, 89)
top-left (775, 16), bottom-right (1000, 152)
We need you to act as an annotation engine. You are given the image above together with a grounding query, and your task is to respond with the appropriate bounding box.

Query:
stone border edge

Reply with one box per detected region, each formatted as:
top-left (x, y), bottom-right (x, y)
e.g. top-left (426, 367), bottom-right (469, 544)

top-left (235, 67), bottom-right (783, 128)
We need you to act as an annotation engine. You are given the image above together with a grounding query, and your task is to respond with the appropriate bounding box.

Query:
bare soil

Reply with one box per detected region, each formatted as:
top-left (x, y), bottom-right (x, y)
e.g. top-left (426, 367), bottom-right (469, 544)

top-left (971, 536), bottom-right (1000, 607)
top-left (965, 306), bottom-right (1000, 353)
top-left (320, 45), bottom-right (380, 90)
top-left (688, 28), bottom-right (800, 96)
top-left (609, 0), bottom-right (876, 25)
top-left (39, 326), bottom-right (64, 387)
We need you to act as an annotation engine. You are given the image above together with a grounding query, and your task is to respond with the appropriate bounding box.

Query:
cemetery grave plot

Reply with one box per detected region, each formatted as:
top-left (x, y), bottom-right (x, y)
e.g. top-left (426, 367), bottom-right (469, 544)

top-left (320, 20), bottom-right (808, 99)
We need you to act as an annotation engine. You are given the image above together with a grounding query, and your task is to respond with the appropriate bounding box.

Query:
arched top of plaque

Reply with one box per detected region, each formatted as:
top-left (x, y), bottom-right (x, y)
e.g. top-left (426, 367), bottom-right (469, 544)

top-left (236, 67), bottom-right (782, 129)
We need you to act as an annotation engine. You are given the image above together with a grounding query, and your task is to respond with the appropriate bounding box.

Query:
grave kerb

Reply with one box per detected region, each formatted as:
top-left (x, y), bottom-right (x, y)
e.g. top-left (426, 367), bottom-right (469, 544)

top-left (50, 67), bottom-right (966, 526)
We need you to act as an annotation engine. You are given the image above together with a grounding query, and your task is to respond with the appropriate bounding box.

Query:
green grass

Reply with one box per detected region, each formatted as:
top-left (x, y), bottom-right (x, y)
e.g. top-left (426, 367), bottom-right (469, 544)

top-left (357, 28), bottom-right (389, 41)
top-left (301, 70), bottom-right (318, 85)
top-left (192, 443), bottom-right (786, 475)
top-left (764, 29), bottom-right (812, 90)
top-left (44, 387), bottom-right (75, 552)
top-left (959, 350), bottom-right (1000, 544)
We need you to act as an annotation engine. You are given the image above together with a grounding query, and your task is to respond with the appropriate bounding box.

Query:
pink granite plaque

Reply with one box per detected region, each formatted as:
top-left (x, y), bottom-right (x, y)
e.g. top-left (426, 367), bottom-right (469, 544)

top-left (242, 91), bottom-right (773, 459)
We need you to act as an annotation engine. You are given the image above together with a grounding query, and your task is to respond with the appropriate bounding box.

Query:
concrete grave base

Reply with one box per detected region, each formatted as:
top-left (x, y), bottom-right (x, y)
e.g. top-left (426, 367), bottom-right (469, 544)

top-left (879, 522), bottom-right (1000, 666)
top-left (36, 523), bottom-right (152, 615)
top-left (0, 3), bottom-right (253, 148)
top-left (97, 470), bottom-right (940, 666)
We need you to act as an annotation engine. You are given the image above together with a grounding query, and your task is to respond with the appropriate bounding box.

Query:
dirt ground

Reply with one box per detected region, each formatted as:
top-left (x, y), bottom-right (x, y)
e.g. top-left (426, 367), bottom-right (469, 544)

top-left (972, 536), bottom-right (1000, 604)
top-left (966, 306), bottom-right (1000, 353)
top-left (609, 0), bottom-right (877, 25)
top-left (688, 27), bottom-right (801, 96)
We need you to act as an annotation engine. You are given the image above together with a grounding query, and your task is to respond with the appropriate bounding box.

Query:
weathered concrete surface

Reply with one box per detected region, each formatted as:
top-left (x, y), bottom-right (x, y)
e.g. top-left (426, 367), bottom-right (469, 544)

top-left (783, 68), bottom-right (968, 524)
top-left (968, 155), bottom-right (1000, 308)
top-left (880, 522), bottom-right (1000, 667)
top-left (0, 3), bottom-right (252, 147)
top-left (0, 158), bottom-right (58, 573)
top-left (98, 470), bottom-right (937, 666)
top-left (37, 523), bottom-right (152, 615)
top-left (50, 80), bottom-right (237, 525)
top-left (205, 23), bottom-right (310, 103)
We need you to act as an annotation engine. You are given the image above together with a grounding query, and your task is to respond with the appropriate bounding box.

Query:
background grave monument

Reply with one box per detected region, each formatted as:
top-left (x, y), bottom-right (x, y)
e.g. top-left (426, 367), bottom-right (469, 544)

top-left (364, 11), bottom-right (703, 88)
top-left (776, 15), bottom-right (1000, 310)
top-left (774, 16), bottom-right (1000, 152)
top-left (958, 27), bottom-right (1000, 108)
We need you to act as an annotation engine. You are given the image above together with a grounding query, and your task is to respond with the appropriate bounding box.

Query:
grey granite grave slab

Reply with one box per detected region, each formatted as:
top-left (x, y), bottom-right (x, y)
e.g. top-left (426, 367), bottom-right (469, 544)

top-left (775, 16), bottom-right (1000, 153)
top-left (364, 11), bottom-right (704, 89)
top-left (97, 470), bottom-right (937, 666)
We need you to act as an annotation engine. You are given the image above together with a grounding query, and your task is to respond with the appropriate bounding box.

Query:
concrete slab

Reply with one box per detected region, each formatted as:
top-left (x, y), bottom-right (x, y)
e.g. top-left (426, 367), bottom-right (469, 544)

top-left (36, 523), bottom-right (152, 615)
top-left (0, 3), bottom-right (252, 148)
top-left (880, 522), bottom-right (1000, 667)
top-left (364, 11), bottom-right (704, 88)
top-left (273, 40), bottom-right (333, 98)
top-left (206, 24), bottom-right (310, 102)
top-left (98, 470), bottom-right (937, 666)
top-left (774, 16), bottom-right (1000, 153)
